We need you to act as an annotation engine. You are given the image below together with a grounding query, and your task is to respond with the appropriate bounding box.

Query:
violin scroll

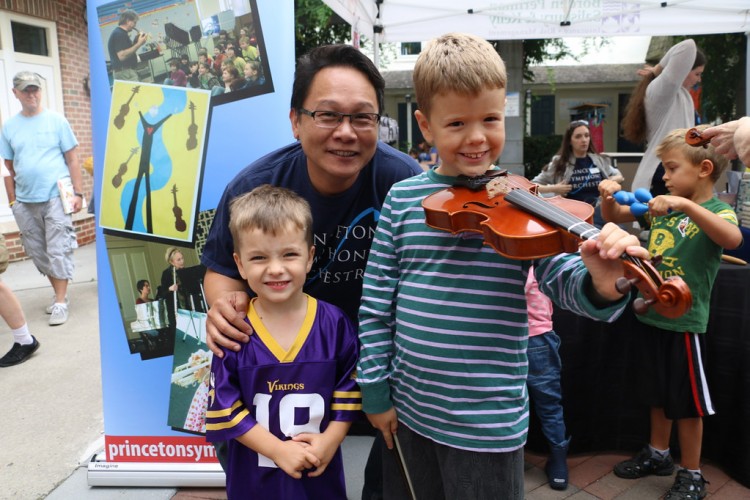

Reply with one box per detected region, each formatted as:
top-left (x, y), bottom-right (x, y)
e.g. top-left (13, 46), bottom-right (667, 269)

top-left (685, 127), bottom-right (710, 148)
top-left (615, 257), bottom-right (692, 319)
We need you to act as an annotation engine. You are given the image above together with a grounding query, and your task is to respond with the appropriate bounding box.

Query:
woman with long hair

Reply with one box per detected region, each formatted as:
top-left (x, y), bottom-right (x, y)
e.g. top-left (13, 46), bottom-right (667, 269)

top-left (624, 39), bottom-right (706, 194)
top-left (532, 120), bottom-right (624, 227)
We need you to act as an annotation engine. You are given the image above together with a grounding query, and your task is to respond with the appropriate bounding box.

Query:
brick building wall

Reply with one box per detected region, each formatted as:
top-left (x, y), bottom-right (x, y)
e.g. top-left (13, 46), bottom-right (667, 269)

top-left (1, 0), bottom-right (96, 260)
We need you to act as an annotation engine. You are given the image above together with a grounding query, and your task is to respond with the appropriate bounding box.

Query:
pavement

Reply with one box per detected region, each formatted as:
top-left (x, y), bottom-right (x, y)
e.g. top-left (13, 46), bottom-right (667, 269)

top-left (1, 242), bottom-right (748, 499)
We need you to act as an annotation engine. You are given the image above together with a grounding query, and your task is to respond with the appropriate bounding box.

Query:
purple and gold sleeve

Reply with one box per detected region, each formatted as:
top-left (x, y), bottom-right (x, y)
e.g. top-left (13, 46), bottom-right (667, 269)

top-left (205, 349), bottom-right (257, 442)
top-left (330, 315), bottom-right (362, 422)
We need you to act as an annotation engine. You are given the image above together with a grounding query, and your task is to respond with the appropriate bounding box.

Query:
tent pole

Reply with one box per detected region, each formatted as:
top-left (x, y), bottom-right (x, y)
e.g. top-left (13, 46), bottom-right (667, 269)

top-left (373, 31), bottom-right (380, 68)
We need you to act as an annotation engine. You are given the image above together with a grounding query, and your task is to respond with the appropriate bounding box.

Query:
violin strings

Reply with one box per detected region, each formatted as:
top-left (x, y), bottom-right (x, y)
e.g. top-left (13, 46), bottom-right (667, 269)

top-left (506, 190), bottom-right (599, 241)
top-left (492, 178), bottom-right (665, 292)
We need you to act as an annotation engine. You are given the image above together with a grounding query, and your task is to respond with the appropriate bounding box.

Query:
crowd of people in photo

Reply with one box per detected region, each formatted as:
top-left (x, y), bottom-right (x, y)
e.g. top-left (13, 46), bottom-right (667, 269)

top-left (162, 29), bottom-right (266, 96)
top-left (107, 9), bottom-right (266, 95)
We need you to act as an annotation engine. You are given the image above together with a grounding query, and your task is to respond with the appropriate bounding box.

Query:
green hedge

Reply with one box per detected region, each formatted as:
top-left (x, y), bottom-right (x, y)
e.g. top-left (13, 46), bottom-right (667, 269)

top-left (524, 135), bottom-right (562, 180)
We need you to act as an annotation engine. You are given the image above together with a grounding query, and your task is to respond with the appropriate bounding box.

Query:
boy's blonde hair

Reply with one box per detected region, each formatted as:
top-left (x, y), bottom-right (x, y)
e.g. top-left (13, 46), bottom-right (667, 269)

top-left (656, 125), bottom-right (729, 183)
top-left (229, 185), bottom-right (313, 252)
top-left (413, 33), bottom-right (507, 117)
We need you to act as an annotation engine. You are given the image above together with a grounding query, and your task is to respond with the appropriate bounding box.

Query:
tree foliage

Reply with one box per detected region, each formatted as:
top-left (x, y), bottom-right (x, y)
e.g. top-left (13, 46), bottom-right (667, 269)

top-left (675, 33), bottom-right (746, 122)
top-left (295, 0), bottom-right (351, 58)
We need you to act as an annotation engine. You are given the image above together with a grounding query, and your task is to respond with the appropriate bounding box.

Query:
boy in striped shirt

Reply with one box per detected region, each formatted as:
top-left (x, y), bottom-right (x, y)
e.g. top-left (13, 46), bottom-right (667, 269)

top-left (356, 32), bottom-right (649, 499)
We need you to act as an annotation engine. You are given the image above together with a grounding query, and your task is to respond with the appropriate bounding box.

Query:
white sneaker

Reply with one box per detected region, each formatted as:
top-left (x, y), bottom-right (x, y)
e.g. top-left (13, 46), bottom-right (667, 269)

top-left (46, 296), bottom-right (69, 314)
top-left (49, 303), bottom-right (69, 326)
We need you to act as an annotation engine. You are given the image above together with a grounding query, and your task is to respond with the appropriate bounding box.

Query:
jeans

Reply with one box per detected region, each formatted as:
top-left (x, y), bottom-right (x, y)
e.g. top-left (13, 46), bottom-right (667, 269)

top-left (527, 331), bottom-right (567, 448)
top-left (382, 424), bottom-right (524, 500)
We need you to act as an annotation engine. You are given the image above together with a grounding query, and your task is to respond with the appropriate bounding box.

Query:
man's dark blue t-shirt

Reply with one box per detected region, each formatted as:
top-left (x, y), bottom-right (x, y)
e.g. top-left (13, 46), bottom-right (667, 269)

top-left (201, 141), bottom-right (421, 322)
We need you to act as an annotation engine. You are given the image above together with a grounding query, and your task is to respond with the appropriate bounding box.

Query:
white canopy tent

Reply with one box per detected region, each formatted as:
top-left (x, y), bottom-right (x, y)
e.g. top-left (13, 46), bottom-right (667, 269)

top-left (324, 1), bottom-right (749, 42)
top-left (323, 0), bottom-right (750, 113)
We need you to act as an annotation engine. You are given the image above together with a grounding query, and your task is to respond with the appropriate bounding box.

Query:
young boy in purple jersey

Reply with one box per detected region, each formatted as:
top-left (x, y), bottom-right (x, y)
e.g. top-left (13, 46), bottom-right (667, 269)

top-left (205, 185), bottom-right (361, 499)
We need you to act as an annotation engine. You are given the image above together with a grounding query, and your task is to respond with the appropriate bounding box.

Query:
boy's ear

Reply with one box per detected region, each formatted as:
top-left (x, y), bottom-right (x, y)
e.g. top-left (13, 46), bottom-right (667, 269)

top-left (415, 110), bottom-right (433, 144)
top-left (699, 159), bottom-right (714, 179)
top-left (233, 252), bottom-right (247, 280)
top-left (306, 245), bottom-right (315, 273)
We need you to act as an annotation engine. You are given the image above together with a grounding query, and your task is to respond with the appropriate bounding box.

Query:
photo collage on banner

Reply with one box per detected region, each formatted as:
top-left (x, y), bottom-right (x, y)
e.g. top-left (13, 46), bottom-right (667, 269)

top-left (89, 0), bottom-right (294, 467)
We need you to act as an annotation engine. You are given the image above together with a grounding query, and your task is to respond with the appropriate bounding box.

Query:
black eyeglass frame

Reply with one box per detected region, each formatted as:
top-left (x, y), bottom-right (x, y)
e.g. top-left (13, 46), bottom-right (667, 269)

top-left (298, 108), bottom-right (381, 130)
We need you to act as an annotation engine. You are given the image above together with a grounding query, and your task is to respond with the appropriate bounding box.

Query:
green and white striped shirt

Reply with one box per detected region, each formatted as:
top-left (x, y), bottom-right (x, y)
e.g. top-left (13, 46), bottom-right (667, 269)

top-left (357, 169), bottom-right (628, 452)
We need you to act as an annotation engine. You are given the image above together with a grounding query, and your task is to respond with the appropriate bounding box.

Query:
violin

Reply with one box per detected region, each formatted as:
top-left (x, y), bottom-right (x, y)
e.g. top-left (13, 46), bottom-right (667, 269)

top-left (113, 85), bottom-right (140, 130)
top-left (685, 127), bottom-right (710, 148)
top-left (112, 147), bottom-right (139, 188)
top-left (171, 184), bottom-right (187, 232)
top-left (421, 170), bottom-right (692, 319)
top-left (186, 101), bottom-right (198, 151)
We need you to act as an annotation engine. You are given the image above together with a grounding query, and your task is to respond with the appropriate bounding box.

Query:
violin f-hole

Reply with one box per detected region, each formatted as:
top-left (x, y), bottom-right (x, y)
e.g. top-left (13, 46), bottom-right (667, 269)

top-left (463, 201), bottom-right (498, 210)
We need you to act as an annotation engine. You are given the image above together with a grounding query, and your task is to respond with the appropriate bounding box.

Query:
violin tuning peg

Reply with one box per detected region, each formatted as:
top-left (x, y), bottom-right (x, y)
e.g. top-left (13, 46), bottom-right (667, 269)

top-left (615, 276), bottom-right (634, 294)
top-left (651, 254), bottom-right (663, 267)
top-left (632, 297), bottom-right (653, 315)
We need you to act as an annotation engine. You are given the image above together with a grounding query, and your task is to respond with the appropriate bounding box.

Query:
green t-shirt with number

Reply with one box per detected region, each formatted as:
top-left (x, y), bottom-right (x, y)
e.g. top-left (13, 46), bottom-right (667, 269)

top-left (639, 197), bottom-right (738, 333)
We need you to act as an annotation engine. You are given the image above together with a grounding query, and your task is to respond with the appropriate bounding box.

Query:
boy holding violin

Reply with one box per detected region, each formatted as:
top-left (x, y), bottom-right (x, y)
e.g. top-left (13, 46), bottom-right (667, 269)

top-left (356, 32), bottom-right (650, 499)
top-left (599, 126), bottom-right (741, 500)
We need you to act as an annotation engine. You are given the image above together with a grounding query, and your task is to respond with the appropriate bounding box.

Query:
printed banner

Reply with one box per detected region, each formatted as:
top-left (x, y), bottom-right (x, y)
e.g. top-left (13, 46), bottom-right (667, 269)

top-left (87, 0), bottom-right (295, 477)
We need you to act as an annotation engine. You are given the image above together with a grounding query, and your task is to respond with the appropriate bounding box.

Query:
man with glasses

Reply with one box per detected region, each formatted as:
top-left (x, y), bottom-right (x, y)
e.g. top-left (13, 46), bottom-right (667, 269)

top-left (201, 44), bottom-right (420, 498)
top-left (0, 71), bottom-right (83, 326)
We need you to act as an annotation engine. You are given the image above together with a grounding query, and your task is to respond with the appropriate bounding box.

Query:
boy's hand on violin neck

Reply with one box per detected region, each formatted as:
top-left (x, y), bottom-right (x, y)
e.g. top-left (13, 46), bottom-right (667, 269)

top-left (580, 224), bottom-right (649, 302)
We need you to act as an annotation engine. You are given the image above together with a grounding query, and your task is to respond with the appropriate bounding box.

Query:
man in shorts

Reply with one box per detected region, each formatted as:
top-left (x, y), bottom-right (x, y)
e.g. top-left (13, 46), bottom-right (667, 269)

top-left (0, 71), bottom-right (83, 325)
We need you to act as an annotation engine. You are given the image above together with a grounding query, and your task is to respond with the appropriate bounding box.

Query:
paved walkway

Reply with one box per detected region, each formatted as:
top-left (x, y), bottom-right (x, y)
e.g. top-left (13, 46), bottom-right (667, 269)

top-left (1, 242), bottom-right (748, 499)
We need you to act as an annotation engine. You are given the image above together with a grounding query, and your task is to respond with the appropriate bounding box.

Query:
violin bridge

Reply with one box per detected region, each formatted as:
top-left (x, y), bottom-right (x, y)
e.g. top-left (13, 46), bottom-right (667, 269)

top-left (485, 178), bottom-right (509, 199)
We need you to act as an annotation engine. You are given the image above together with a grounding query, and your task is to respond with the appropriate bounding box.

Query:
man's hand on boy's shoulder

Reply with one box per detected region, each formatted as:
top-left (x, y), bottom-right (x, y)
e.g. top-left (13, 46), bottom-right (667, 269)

top-left (206, 290), bottom-right (253, 357)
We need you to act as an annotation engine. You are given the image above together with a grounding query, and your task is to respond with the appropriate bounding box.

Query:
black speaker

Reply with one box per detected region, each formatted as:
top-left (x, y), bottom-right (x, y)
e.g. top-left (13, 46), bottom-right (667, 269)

top-left (190, 25), bottom-right (202, 42)
top-left (164, 22), bottom-right (190, 46)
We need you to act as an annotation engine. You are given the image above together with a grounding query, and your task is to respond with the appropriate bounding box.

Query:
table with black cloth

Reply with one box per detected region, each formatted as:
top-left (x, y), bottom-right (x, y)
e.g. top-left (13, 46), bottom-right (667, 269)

top-left (525, 262), bottom-right (750, 488)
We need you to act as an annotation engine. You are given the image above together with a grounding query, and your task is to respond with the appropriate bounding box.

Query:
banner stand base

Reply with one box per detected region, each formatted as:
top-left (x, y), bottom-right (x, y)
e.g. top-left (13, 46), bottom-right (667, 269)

top-left (87, 453), bottom-right (226, 487)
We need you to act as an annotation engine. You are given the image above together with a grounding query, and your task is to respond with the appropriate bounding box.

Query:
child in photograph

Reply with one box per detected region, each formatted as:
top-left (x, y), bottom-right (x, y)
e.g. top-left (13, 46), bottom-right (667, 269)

top-left (599, 126), bottom-right (742, 499)
top-left (164, 58), bottom-right (187, 87)
top-left (171, 348), bottom-right (211, 433)
top-left (205, 185), bottom-right (361, 499)
top-left (356, 32), bottom-right (649, 499)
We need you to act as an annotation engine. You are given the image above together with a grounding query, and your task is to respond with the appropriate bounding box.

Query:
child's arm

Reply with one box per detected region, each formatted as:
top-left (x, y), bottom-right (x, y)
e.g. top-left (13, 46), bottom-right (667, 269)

top-left (357, 190), bottom-right (402, 447)
top-left (292, 421), bottom-right (352, 477)
top-left (650, 195), bottom-right (743, 249)
top-left (235, 425), bottom-right (321, 479)
top-left (598, 179), bottom-right (636, 224)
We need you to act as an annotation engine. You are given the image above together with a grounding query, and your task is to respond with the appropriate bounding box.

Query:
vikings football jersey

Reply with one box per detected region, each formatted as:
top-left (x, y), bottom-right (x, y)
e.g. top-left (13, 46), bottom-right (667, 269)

top-left (206, 296), bottom-right (362, 499)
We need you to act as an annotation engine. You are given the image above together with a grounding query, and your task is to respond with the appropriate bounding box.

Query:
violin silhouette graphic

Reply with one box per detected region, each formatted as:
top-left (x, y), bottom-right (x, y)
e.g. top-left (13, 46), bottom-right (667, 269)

top-left (172, 184), bottom-right (187, 232)
top-left (113, 85), bottom-right (140, 130)
top-left (112, 147), bottom-right (139, 188)
top-left (186, 101), bottom-right (198, 151)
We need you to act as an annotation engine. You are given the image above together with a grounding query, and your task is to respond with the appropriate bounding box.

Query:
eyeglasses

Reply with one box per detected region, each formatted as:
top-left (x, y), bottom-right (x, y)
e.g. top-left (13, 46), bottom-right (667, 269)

top-left (570, 120), bottom-right (589, 127)
top-left (299, 108), bottom-right (380, 130)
